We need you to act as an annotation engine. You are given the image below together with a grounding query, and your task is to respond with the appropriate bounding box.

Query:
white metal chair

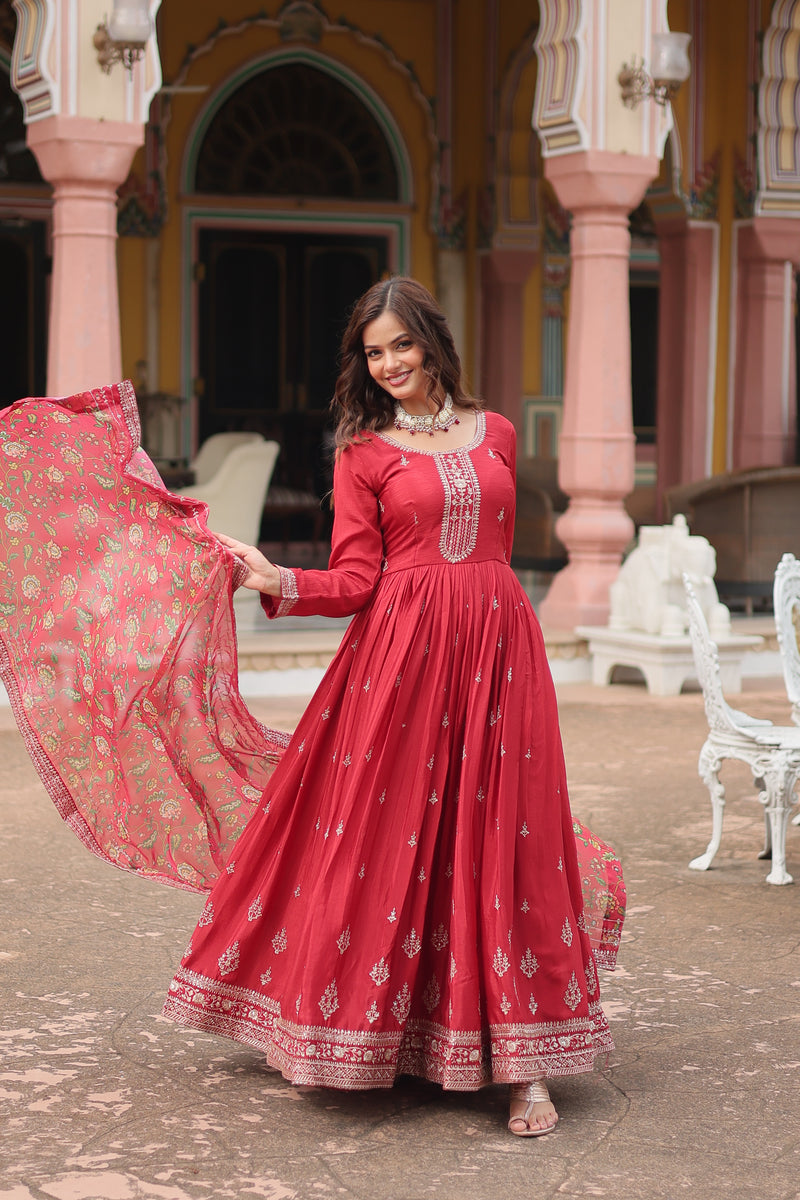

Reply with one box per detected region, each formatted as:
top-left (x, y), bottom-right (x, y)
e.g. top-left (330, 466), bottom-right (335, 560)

top-left (182, 439), bottom-right (280, 546)
top-left (190, 432), bottom-right (264, 486)
top-left (773, 552), bottom-right (800, 726)
top-left (684, 574), bottom-right (800, 884)
top-left (772, 552), bottom-right (800, 828)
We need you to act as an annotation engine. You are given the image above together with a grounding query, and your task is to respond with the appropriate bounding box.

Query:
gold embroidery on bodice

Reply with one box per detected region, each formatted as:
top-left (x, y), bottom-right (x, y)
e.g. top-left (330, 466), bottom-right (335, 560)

top-left (436, 449), bottom-right (480, 563)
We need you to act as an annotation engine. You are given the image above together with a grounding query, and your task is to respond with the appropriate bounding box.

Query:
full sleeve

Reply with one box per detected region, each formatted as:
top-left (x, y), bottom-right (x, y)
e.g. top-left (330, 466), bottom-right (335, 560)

top-left (261, 444), bottom-right (384, 619)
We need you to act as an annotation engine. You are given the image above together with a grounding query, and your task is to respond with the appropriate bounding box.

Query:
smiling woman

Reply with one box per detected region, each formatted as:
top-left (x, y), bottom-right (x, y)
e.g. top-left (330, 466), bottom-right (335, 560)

top-left (0, 285), bottom-right (624, 1141)
top-left (162, 277), bottom-right (626, 1139)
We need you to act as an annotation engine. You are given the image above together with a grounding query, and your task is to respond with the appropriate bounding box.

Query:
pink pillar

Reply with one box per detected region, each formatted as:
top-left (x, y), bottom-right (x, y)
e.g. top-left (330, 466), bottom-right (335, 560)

top-left (480, 249), bottom-right (537, 432)
top-left (26, 115), bottom-right (144, 397)
top-left (538, 150), bottom-right (659, 630)
top-left (733, 221), bottom-right (800, 470)
top-left (655, 220), bottom-right (717, 512)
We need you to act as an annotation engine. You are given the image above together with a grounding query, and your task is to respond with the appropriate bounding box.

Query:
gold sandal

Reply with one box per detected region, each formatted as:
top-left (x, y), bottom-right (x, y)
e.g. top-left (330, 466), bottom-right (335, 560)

top-left (508, 1080), bottom-right (558, 1137)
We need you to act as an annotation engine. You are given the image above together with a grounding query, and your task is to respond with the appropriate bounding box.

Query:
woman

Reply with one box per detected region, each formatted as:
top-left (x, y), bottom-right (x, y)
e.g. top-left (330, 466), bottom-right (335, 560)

top-left (163, 277), bottom-right (625, 1137)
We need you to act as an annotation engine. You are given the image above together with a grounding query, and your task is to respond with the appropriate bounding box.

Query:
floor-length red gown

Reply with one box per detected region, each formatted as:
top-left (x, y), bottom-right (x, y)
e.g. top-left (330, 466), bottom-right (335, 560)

top-left (163, 408), bottom-right (625, 1089)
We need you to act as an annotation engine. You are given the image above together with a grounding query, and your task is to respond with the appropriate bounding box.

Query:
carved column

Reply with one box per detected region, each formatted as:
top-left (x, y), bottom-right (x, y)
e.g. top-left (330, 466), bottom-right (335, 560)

top-left (733, 220), bottom-right (800, 469)
top-left (532, 0), bottom-right (675, 628)
top-left (28, 116), bottom-right (143, 395)
top-left (480, 248), bottom-right (537, 431)
top-left (11, 0), bottom-right (162, 395)
top-left (655, 219), bottom-right (718, 504)
top-left (537, 150), bottom-right (659, 630)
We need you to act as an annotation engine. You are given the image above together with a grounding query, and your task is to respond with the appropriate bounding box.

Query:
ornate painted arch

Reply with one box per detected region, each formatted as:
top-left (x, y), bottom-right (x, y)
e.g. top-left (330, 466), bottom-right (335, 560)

top-left (757, 0), bottom-right (800, 214)
top-left (9, 0), bottom-right (56, 121)
top-left (532, 0), bottom-right (586, 156)
top-left (10, 0), bottom-right (160, 124)
top-left (181, 47), bottom-right (414, 205)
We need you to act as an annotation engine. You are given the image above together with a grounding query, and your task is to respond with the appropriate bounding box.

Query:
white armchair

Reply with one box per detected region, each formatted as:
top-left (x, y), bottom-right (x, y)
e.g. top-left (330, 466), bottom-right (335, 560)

top-left (684, 574), bottom-right (800, 884)
top-left (182, 439), bottom-right (280, 546)
top-left (190, 432), bottom-right (264, 486)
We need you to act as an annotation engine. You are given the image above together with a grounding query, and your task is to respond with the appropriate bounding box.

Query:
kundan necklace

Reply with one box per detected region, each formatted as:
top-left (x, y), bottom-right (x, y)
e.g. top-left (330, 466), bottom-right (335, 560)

top-left (393, 394), bottom-right (460, 436)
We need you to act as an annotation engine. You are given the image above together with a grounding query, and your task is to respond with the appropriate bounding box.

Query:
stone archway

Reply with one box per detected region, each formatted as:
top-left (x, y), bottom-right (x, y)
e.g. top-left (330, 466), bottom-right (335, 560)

top-left (193, 59), bottom-right (401, 202)
top-left (185, 54), bottom-right (410, 502)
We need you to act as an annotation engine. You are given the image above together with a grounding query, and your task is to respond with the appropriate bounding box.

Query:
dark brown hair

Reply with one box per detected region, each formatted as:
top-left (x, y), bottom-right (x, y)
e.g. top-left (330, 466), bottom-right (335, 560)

top-left (331, 276), bottom-right (482, 449)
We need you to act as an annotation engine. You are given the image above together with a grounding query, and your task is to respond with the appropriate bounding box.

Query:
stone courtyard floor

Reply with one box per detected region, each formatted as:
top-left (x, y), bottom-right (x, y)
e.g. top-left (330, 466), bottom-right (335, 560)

top-left (1, 680), bottom-right (799, 1200)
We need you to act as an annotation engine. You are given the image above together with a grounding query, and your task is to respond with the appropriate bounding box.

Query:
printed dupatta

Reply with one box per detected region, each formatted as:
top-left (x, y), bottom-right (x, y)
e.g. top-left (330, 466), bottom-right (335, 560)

top-left (0, 381), bottom-right (288, 893)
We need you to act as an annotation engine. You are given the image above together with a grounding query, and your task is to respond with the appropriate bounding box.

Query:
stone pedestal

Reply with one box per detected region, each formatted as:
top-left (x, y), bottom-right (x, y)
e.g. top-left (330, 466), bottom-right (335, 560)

top-left (576, 626), bottom-right (764, 696)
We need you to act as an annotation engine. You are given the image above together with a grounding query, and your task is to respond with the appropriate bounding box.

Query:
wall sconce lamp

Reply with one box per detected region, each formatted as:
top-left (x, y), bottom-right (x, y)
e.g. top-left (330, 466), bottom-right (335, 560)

top-left (94, 1), bottom-right (153, 74)
top-left (618, 32), bottom-right (692, 108)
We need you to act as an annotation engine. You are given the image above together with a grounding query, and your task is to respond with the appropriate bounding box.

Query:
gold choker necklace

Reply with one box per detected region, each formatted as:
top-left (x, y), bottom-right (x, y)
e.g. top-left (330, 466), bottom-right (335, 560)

top-left (393, 394), bottom-right (459, 436)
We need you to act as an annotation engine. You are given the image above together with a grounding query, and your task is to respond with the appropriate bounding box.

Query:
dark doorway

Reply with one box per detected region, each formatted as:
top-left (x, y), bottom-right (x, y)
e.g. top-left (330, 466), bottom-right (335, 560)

top-left (196, 227), bottom-right (387, 499)
top-left (0, 219), bottom-right (47, 405)
top-left (630, 281), bottom-right (659, 444)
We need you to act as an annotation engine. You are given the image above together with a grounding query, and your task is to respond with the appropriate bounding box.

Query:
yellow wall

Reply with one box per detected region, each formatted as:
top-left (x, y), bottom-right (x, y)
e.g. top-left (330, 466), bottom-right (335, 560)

top-left (118, 1), bottom-right (553, 404)
top-left (665, 0), bottom-right (759, 474)
top-left (121, 0), bottom-right (444, 392)
top-left (118, 238), bottom-right (148, 383)
top-left (452, 0), bottom-right (488, 378)
top-left (118, 0), bottom-right (763, 466)
top-left (695, 0), bottom-right (751, 472)
top-left (506, 48), bottom-right (543, 396)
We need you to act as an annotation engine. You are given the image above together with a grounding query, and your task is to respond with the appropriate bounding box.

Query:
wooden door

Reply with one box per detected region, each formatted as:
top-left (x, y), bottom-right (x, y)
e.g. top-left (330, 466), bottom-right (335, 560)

top-left (197, 228), bottom-right (386, 494)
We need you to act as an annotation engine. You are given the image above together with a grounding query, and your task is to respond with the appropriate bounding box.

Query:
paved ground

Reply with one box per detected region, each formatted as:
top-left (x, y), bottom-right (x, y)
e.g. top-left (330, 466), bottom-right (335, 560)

top-left (1, 679), bottom-right (799, 1200)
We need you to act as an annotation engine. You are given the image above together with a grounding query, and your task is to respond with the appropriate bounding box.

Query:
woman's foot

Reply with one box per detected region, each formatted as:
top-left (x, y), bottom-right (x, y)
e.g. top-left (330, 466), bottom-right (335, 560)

top-left (507, 1080), bottom-right (558, 1137)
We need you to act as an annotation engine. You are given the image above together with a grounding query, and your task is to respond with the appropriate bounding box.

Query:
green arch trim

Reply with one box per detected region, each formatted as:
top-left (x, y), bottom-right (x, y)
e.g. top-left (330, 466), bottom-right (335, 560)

top-left (182, 46), bottom-right (414, 203)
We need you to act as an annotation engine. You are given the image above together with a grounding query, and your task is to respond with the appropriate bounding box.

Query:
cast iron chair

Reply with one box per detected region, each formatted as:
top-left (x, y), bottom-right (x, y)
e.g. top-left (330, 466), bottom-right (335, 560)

top-left (772, 551), bottom-right (800, 827)
top-left (773, 552), bottom-right (800, 726)
top-left (684, 574), bottom-right (800, 884)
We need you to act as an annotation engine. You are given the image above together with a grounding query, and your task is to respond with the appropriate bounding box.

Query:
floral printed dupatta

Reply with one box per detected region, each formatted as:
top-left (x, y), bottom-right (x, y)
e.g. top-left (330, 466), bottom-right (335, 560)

top-left (0, 381), bottom-right (288, 893)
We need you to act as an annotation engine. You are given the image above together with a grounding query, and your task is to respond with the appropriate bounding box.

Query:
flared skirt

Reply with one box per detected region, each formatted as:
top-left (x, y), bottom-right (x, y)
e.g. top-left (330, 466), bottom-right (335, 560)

top-left (165, 560), bottom-right (624, 1089)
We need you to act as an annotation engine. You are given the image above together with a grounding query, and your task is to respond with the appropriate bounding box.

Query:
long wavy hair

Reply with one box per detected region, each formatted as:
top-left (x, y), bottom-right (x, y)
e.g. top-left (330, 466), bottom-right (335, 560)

top-left (331, 277), bottom-right (482, 449)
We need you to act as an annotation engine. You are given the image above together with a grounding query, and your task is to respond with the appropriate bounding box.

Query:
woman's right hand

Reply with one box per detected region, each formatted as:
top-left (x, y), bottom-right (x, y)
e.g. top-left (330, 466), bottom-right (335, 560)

top-left (214, 532), bottom-right (282, 596)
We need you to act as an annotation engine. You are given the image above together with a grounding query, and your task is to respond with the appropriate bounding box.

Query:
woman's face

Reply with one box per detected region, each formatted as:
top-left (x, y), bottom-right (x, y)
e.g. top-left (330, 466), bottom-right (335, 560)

top-left (362, 310), bottom-right (429, 411)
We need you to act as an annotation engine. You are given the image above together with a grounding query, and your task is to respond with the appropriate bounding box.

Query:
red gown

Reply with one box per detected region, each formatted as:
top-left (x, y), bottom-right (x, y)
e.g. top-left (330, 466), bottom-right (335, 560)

top-left (164, 409), bottom-right (625, 1089)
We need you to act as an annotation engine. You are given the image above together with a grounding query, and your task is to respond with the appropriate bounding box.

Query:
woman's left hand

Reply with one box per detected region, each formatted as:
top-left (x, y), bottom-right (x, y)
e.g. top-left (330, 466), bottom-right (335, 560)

top-left (214, 532), bottom-right (281, 596)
